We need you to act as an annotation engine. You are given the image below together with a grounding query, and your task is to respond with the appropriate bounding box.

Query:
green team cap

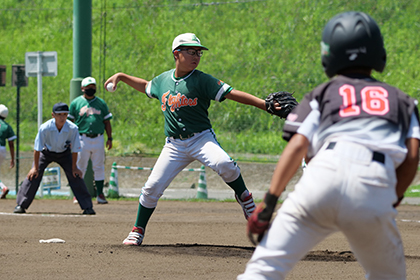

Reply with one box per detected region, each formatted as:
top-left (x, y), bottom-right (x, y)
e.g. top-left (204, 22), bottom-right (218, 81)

top-left (81, 76), bottom-right (96, 87)
top-left (172, 33), bottom-right (208, 52)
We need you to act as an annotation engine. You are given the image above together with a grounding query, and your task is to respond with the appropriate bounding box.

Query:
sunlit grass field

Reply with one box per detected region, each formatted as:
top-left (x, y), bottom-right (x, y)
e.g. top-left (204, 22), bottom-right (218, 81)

top-left (1, 0), bottom-right (419, 156)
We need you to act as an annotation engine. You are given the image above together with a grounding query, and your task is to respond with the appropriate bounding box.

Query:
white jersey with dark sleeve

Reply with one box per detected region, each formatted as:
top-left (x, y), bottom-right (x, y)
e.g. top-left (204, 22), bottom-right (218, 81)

top-left (283, 74), bottom-right (420, 168)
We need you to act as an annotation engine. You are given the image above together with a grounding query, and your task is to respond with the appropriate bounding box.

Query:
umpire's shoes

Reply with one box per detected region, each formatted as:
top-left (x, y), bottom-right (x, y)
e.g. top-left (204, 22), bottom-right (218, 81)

top-left (14, 205), bottom-right (26, 214)
top-left (82, 208), bottom-right (96, 215)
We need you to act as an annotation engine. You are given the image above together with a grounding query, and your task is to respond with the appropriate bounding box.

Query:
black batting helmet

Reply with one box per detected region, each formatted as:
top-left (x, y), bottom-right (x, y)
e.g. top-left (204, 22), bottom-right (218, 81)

top-left (321, 11), bottom-right (386, 78)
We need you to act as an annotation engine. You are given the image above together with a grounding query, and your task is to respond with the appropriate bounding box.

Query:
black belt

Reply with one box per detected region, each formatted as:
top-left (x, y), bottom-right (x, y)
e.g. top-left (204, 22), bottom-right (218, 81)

top-left (43, 148), bottom-right (70, 154)
top-left (80, 133), bottom-right (102, 138)
top-left (172, 133), bottom-right (196, 140)
top-left (326, 142), bottom-right (385, 164)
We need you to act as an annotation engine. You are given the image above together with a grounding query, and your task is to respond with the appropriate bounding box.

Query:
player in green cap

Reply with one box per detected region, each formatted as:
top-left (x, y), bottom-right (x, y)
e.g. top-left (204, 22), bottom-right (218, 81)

top-left (68, 76), bottom-right (113, 204)
top-left (105, 32), bottom-right (285, 246)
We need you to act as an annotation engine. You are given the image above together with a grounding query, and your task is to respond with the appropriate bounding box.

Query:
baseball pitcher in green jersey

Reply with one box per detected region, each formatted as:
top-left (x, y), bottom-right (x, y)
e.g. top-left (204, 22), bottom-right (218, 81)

top-left (105, 33), bottom-right (283, 246)
top-left (68, 77), bottom-right (113, 204)
top-left (0, 104), bottom-right (16, 199)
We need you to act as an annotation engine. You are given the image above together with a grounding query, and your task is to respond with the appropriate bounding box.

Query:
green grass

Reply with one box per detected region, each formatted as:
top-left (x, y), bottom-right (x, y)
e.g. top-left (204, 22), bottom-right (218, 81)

top-left (1, 0), bottom-right (420, 156)
top-left (2, 0), bottom-right (420, 197)
top-left (405, 185), bottom-right (420, 198)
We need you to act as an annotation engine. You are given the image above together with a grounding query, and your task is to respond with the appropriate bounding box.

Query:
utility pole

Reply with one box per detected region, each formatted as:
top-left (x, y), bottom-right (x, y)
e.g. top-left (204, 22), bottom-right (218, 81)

top-left (70, 0), bottom-right (95, 196)
top-left (12, 65), bottom-right (28, 191)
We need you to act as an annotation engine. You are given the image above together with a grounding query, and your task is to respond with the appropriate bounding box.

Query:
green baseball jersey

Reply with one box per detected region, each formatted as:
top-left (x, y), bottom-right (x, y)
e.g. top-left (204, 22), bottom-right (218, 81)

top-left (68, 96), bottom-right (112, 134)
top-left (0, 119), bottom-right (16, 146)
top-left (145, 69), bottom-right (232, 138)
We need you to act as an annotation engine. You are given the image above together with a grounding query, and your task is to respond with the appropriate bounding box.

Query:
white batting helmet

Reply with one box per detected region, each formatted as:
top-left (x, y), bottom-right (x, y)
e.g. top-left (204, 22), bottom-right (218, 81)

top-left (0, 104), bottom-right (8, 118)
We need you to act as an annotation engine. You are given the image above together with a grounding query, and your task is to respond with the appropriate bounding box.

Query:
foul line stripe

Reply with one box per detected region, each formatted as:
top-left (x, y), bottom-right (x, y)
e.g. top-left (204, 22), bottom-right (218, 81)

top-left (399, 219), bottom-right (420, 223)
top-left (0, 212), bottom-right (93, 217)
top-left (0, 213), bottom-right (417, 222)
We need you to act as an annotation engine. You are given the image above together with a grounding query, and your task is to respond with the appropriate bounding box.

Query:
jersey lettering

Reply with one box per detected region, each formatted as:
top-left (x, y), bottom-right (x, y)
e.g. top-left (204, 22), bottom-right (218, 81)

top-left (361, 86), bottom-right (389, 115)
top-left (339, 84), bottom-right (390, 117)
top-left (339, 85), bottom-right (360, 117)
top-left (161, 90), bottom-right (198, 112)
top-left (161, 91), bottom-right (170, 111)
top-left (79, 105), bottom-right (101, 116)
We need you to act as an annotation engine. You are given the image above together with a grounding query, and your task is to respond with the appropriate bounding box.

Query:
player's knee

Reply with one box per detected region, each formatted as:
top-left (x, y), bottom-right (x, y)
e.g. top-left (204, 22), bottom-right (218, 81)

top-left (211, 161), bottom-right (240, 183)
top-left (139, 183), bottom-right (164, 208)
top-left (139, 191), bottom-right (161, 208)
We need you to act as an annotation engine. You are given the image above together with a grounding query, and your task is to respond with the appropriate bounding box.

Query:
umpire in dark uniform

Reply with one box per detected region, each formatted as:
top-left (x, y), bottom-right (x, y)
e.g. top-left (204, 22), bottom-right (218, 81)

top-left (14, 102), bottom-right (95, 214)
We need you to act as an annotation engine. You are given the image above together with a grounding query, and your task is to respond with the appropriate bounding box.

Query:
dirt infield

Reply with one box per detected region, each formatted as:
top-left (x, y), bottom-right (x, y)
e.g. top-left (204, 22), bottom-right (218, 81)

top-left (1, 198), bottom-right (420, 279)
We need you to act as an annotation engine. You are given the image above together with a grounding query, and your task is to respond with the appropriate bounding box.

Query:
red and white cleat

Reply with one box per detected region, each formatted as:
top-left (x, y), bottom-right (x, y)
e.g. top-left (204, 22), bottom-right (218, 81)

top-left (235, 192), bottom-right (256, 220)
top-left (1, 186), bottom-right (9, 199)
top-left (123, 226), bottom-right (145, 246)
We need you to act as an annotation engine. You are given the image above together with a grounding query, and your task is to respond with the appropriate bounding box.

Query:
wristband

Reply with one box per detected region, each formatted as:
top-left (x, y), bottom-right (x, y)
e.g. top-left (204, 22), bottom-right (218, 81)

top-left (264, 192), bottom-right (279, 209)
top-left (258, 192), bottom-right (280, 221)
top-left (108, 137), bottom-right (113, 141)
top-left (393, 195), bottom-right (404, 208)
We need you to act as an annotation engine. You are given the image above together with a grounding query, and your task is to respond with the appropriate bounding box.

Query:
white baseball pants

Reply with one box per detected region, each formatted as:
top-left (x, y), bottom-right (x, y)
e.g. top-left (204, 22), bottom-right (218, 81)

top-left (77, 134), bottom-right (106, 181)
top-left (0, 146), bottom-right (6, 182)
top-left (238, 141), bottom-right (405, 280)
top-left (0, 146), bottom-right (6, 167)
top-left (139, 129), bottom-right (241, 208)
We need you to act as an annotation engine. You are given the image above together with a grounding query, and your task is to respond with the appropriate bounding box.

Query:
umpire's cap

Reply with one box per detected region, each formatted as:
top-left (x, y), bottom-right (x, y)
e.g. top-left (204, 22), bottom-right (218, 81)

top-left (53, 102), bottom-right (69, 114)
top-left (172, 33), bottom-right (208, 52)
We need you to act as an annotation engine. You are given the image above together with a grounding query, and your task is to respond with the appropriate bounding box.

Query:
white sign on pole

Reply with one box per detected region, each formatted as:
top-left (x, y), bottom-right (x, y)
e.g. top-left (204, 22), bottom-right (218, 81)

top-left (25, 51), bottom-right (58, 129)
top-left (25, 51), bottom-right (57, 77)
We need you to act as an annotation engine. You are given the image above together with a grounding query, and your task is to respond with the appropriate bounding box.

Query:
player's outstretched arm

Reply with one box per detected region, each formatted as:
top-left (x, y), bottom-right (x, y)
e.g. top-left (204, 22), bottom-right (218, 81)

top-left (225, 89), bottom-right (297, 119)
top-left (224, 89), bottom-right (267, 110)
top-left (104, 73), bottom-right (150, 94)
top-left (395, 137), bottom-right (420, 205)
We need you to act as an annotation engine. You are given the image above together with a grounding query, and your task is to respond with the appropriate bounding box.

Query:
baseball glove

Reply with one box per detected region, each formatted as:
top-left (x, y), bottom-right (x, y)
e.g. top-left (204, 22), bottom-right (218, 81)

top-left (265, 91), bottom-right (298, 119)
